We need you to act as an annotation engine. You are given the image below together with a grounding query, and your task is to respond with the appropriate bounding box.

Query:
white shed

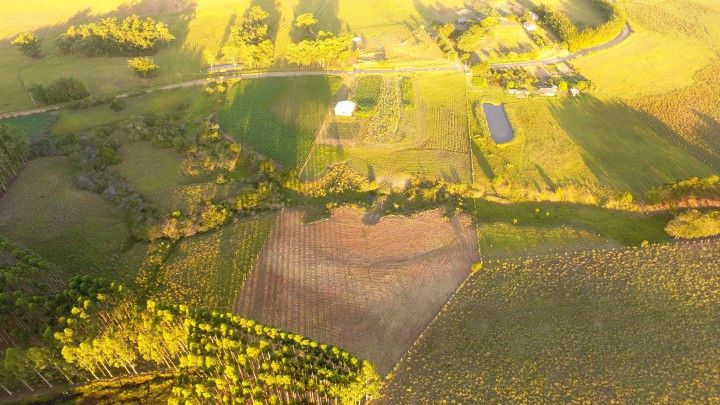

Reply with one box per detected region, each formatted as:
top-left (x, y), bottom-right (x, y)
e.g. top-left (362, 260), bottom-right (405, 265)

top-left (334, 100), bottom-right (357, 117)
top-left (523, 21), bottom-right (537, 32)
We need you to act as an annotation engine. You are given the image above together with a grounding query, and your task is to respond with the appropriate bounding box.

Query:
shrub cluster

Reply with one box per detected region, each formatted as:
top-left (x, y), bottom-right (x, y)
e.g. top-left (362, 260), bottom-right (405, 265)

top-left (647, 175), bottom-right (720, 205)
top-left (57, 15), bottom-right (174, 56)
top-left (29, 77), bottom-right (90, 106)
top-left (665, 210), bottom-right (720, 239)
top-left (11, 32), bottom-right (42, 58)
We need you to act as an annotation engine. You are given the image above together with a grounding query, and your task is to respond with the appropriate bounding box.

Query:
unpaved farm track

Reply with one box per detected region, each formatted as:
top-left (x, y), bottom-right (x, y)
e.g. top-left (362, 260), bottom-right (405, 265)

top-left (234, 207), bottom-right (479, 375)
top-left (0, 25), bottom-right (633, 120)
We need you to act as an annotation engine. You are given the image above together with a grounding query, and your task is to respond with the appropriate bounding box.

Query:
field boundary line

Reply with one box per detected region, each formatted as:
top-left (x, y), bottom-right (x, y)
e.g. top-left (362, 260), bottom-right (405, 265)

top-left (297, 75), bottom-right (355, 179)
top-left (382, 264), bottom-right (475, 380)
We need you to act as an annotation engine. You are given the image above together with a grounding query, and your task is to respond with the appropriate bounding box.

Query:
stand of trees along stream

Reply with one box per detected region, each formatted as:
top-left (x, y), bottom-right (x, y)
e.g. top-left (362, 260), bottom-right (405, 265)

top-left (0, 124), bottom-right (30, 195)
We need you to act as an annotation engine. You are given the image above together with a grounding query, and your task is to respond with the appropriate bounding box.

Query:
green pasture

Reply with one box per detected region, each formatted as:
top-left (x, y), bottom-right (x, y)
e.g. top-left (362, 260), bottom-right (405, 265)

top-left (0, 156), bottom-right (135, 278)
top-left (218, 75), bottom-right (342, 168)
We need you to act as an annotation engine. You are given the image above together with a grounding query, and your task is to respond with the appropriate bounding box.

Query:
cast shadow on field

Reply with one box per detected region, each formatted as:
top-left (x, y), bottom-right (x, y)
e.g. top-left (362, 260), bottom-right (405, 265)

top-left (250, 0), bottom-right (281, 43)
top-left (293, 0), bottom-right (341, 40)
top-left (221, 75), bottom-right (338, 169)
top-left (548, 96), bottom-right (718, 199)
top-left (692, 110), bottom-right (720, 159)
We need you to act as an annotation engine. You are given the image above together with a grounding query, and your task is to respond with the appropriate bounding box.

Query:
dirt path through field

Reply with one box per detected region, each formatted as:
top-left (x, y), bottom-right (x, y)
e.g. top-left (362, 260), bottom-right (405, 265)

top-left (234, 207), bottom-right (479, 375)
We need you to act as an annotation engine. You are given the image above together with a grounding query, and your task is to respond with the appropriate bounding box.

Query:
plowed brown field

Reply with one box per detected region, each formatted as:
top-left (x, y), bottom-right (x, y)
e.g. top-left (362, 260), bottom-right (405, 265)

top-left (235, 207), bottom-right (479, 374)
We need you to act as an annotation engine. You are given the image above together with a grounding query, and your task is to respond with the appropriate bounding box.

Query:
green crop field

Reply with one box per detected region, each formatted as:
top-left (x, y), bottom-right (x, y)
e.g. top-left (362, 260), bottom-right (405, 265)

top-left (155, 213), bottom-right (276, 311)
top-left (218, 75), bottom-right (343, 168)
top-left (303, 72), bottom-right (472, 183)
top-left (383, 240), bottom-right (720, 403)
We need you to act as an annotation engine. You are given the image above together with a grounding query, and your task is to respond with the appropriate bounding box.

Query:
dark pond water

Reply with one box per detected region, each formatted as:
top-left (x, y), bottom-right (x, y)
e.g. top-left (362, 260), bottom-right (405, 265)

top-left (482, 103), bottom-right (514, 144)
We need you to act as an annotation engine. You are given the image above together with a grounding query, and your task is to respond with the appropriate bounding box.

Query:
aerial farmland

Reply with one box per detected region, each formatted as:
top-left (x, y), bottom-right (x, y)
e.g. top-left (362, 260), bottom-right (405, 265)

top-left (0, 0), bottom-right (718, 402)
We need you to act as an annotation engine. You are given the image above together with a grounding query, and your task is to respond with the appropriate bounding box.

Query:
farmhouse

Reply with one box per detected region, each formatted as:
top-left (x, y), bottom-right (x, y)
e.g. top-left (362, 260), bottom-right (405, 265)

top-left (523, 21), bottom-right (537, 31)
top-left (538, 85), bottom-right (558, 97)
top-left (508, 88), bottom-right (530, 98)
top-left (334, 100), bottom-right (357, 117)
top-left (570, 88), bottom-right (581, 97)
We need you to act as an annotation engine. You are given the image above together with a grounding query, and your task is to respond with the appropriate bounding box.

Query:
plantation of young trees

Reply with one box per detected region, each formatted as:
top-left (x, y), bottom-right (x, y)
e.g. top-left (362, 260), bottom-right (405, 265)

top-left (0, 125), bottom-right (30, 195)
top-left (0, 276), bottom-right (382, 403)
top-left (56, 15), bottom-right (175, 56)
top-left (221, 6), bottom-right (275, 68)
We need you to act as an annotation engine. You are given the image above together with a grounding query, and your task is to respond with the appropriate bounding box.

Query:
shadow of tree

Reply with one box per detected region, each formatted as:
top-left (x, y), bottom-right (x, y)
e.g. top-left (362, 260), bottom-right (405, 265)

top-left (548, 96), bottom-right (715, 197)
top-left (294, 0), bottom-right (341, 37)
top-left (218, 75), bottom-right (339, 169)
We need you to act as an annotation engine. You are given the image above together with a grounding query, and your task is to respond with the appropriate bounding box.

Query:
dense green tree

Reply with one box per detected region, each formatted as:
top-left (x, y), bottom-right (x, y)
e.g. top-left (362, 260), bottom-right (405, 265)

top-left (28, 77), bottom-right (89, 106)
top-left (127, 57), bottom-right (159, 77)
top-left (11, 32), bottom-right (41, 58)
top-left (286, 31), bottom-right (356, 67)
top-left (57, 15), bottom-right (174, 56)
top-left (221, 6), bottom-right (274, 68)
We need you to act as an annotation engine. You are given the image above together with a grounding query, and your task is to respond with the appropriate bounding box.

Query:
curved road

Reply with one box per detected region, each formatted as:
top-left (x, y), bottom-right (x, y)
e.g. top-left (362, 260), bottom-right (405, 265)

top-left (490, 23), bottom-right (632, 69)
top-left (0, 24), bottom-right (632, 120)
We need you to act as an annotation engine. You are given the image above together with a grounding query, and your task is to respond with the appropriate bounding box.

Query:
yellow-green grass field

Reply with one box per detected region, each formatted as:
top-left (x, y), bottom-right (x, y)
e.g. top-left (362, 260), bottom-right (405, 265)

top-left (115, 140), bottom-right (250, 214)
top-left (476, 22), bottom-right (539, 62)
top-left (154, 213), bottom-right (276, 311)
top-left (469, 198), bottom-right (671, 248)
top-left (573, 0), bottom-right (720, 98)
top-left (382, 240), bottom-right (720, 403)
top-left (0, 156), bottom-right (141, 279)
top-left (0, 0), bottom-right (466, 112)
top-left (630, 61), bottom-right (720, 161)
top-left (0, 0), bottom-right (252, 112)
top-left (477, 222), bottom-right (617, 260)
top-left (218, 75), bottom-right (343, 168)
top-left (469, 88), bottom-right (715, 201)
top-left (51, 86), bottom-right (217, 135)
top-left (303, 72), bottom-right (472, 183)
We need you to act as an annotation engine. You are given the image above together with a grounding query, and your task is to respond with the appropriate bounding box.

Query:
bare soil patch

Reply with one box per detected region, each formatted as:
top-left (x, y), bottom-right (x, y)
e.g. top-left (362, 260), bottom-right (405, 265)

top-left (235, 207), bottom-right (478, 374)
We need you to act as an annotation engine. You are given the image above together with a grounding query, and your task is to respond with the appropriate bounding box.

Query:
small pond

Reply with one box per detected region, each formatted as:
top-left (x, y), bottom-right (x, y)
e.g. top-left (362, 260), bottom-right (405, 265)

top-left (482, 103), bottom-right (514, 144)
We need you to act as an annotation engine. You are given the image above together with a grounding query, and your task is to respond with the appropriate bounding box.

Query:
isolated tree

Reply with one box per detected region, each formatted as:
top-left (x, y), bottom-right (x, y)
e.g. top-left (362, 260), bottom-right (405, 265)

top-left (222, 6), bottom-right (274, 68)
top-left (127, 57), bottom-right (159, 77)
top-left (295, 12), bottom-right (318, 38)
top-left (11, 32), bottom-right (41, 58)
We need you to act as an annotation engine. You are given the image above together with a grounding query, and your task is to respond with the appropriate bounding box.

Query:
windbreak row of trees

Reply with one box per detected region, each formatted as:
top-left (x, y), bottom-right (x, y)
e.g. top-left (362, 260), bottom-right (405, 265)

top-left (0, 125), bottom-right (30, 195)
top-left (534, 0), bottom-right (626, 52)
top-left (57, 15), bottom-right (175, 56)
top-left (0, 276), bottom-right (382, 403)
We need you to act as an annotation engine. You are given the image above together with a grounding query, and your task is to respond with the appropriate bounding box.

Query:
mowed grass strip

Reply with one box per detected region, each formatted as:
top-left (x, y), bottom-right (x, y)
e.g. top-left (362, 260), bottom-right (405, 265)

top-left (51, 87), bottom-right (216, 135)
top-left (382, 240), bottom-right (720, 403)
top-left (155, 213), bottom-right (276, 311)
top-left (218, 76), bottom-right (343, 168)
top-left (0, 156), bottom-right (132, 278)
